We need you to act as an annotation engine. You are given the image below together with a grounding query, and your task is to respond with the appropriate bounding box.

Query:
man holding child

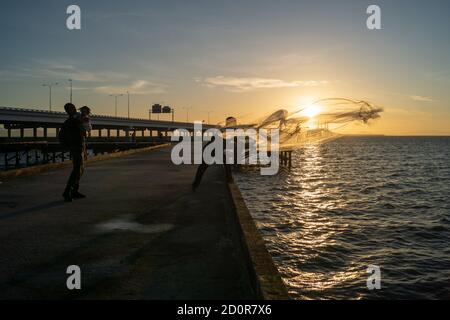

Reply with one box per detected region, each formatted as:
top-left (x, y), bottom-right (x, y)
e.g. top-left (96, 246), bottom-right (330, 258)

top-left (61, 102), bottom-right (92, 202)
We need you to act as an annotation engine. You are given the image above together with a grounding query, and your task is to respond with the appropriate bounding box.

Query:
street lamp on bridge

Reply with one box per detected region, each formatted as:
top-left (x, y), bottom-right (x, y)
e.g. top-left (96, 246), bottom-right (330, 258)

top-left (182, 106), bottom-right (193, 123)
top-left (127, 91), bottom-right (130, 119)
top-left (110, 94), bottom-right (124, 117)
top-left (42, 82), bottom-right (58, 111)
top-left (68, 79), bottom-right (73, 103)
top-left (202, 110), bottom-right (213, 124)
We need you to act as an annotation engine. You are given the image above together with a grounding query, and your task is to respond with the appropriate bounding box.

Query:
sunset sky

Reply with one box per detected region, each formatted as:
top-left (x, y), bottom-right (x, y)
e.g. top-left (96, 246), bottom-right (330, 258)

top-left (0, 0), bottom-right (449, 135)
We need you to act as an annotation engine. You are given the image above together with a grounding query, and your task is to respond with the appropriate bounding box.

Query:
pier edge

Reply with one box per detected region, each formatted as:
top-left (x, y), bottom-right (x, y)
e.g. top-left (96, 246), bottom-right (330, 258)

top-left (227, 172), bottom-right (290, 300)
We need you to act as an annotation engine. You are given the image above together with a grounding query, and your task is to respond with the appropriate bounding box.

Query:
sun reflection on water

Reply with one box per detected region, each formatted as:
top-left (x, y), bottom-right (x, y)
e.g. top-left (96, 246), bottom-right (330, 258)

top-left (236, 143), bottom-right (367, 299)
top-left (284, 145), bottom-right (365, 298)
top-left (235, 137), bottom-right (450, 299)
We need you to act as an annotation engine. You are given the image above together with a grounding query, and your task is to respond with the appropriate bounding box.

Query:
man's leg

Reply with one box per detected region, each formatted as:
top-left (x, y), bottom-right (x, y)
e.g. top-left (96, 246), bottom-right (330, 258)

top-left (63, 153), bottom-right (78, 201)
top-left (71, 149), bottom-right (86, 198)
top-left (63, 149), bottom-right (83, 201)
top-left (192, 163), bottom-right (209, 191)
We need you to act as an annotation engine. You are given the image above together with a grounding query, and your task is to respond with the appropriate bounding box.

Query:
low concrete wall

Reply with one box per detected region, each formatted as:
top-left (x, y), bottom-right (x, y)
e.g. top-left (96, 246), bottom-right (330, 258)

top-left (227, 177), bottom-right (290, 300)
top-left (0, 143), bottom-right (170, 180)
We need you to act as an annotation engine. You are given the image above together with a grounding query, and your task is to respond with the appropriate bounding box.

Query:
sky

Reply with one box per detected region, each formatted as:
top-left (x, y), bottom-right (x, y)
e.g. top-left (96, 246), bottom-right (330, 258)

top-left (0, 0), bottom-right (449, 135)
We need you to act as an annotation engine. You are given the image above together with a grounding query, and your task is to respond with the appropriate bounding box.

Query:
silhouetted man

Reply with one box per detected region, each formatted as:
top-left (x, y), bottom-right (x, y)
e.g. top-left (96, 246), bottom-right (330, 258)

top-left (192, 136), bottom-right (237, 191)
top-left (61, 103), bottom-right (87, 202)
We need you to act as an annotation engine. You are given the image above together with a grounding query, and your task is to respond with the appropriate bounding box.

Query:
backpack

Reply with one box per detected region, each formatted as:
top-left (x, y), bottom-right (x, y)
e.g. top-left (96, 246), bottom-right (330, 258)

top-left (58, 119), bottom-right (72, 147)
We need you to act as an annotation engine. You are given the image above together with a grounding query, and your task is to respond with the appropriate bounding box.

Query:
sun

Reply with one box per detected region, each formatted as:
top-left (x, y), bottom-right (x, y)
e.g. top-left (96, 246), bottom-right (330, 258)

top-left (303, 104), bottom-right (322, 118)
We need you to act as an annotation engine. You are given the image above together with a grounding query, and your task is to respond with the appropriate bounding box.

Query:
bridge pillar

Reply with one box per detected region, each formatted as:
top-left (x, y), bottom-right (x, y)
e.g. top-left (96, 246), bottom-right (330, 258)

top-left (20, 128), bottom-right (24, 138)
top-left (33, 127), bottom-right (37, 138)
top-left (43, 127), bottom-right (47, 138)
top-left (7, 128), bottom-right (11, 139)
top-left (107, 129), bottom-right (111, 138)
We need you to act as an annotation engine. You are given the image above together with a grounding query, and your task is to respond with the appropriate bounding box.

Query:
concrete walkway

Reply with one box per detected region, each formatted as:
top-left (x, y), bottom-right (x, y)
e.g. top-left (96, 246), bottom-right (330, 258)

top-left (0, 147), bottom-right (255, 299)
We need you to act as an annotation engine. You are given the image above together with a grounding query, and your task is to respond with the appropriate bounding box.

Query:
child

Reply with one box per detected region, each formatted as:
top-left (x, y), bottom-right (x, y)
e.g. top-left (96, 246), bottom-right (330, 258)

top-left (78, 106), bottom-right (92, 135)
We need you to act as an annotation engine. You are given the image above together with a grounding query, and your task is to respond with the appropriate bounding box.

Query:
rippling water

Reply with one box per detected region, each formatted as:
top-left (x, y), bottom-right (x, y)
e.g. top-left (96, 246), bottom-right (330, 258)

top-left (234, 136), bottom-right (450, 299)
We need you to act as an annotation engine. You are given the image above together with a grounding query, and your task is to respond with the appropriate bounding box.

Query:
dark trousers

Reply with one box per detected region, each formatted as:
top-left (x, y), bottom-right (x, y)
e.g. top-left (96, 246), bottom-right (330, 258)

top-left (65, 146), bottom-right (85, 193)
top-left (192, 163), bottom-right (232, 189)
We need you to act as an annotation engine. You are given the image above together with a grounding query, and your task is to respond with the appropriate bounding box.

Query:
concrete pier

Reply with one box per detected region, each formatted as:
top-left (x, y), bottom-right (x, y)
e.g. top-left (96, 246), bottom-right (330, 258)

top-left (0, 146), bottom-right (288, 300)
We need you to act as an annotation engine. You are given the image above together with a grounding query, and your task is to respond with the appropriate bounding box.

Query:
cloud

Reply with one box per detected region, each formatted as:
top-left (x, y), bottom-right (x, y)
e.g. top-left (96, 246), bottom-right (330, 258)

top-left (387, 107), bottom-right (429, 116)
top-left (0, 61), bottom-right (166, 96)
top-left (199, 76), bottom-right (328, 92)
top-left (94, 80), bottom-right (166, 95)
top-left (410, 95), bottom-right (435, 102)
top-left (65, 86), bottom-right (91, 91)
top-left (0, 67), bottom-right (44, 80)
top-left (425, 70), bottom-right (449, 82)
top-left (0, 61), bottom-right (128, 83)
top-left (37, 62), bottom-right (127, 82)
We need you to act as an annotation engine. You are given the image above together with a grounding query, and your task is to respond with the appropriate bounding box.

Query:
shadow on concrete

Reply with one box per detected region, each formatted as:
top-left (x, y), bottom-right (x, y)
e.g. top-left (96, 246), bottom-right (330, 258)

top-left (0, 201), bottom-right (19, 209)
top-left (0, 200), bottom-right (65, 221)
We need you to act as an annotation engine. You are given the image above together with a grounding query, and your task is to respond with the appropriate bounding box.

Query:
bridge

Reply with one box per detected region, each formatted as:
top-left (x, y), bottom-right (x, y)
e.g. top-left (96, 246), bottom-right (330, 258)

top-left (0, 106), bottom-right (293, 171)
top-left (0, 106), bottom-right (217, 139)
top-left (0, 106), bottom-right (219, 170)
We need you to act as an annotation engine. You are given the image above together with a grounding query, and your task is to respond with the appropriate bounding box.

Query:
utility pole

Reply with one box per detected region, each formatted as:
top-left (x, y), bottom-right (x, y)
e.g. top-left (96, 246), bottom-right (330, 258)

top-left (110, 94), bottom-right (124, 117)
top-left (42, 82), bottom-right (58, 111)
top-left (68, 79), bottom-right (73, 103)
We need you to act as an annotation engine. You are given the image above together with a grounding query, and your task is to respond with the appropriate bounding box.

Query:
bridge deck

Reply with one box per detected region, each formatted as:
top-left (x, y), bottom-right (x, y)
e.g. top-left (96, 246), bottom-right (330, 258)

top-left (0, 146), bottom-right (254, 299)
top-left (0, 106), bottom-right (216, 131)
